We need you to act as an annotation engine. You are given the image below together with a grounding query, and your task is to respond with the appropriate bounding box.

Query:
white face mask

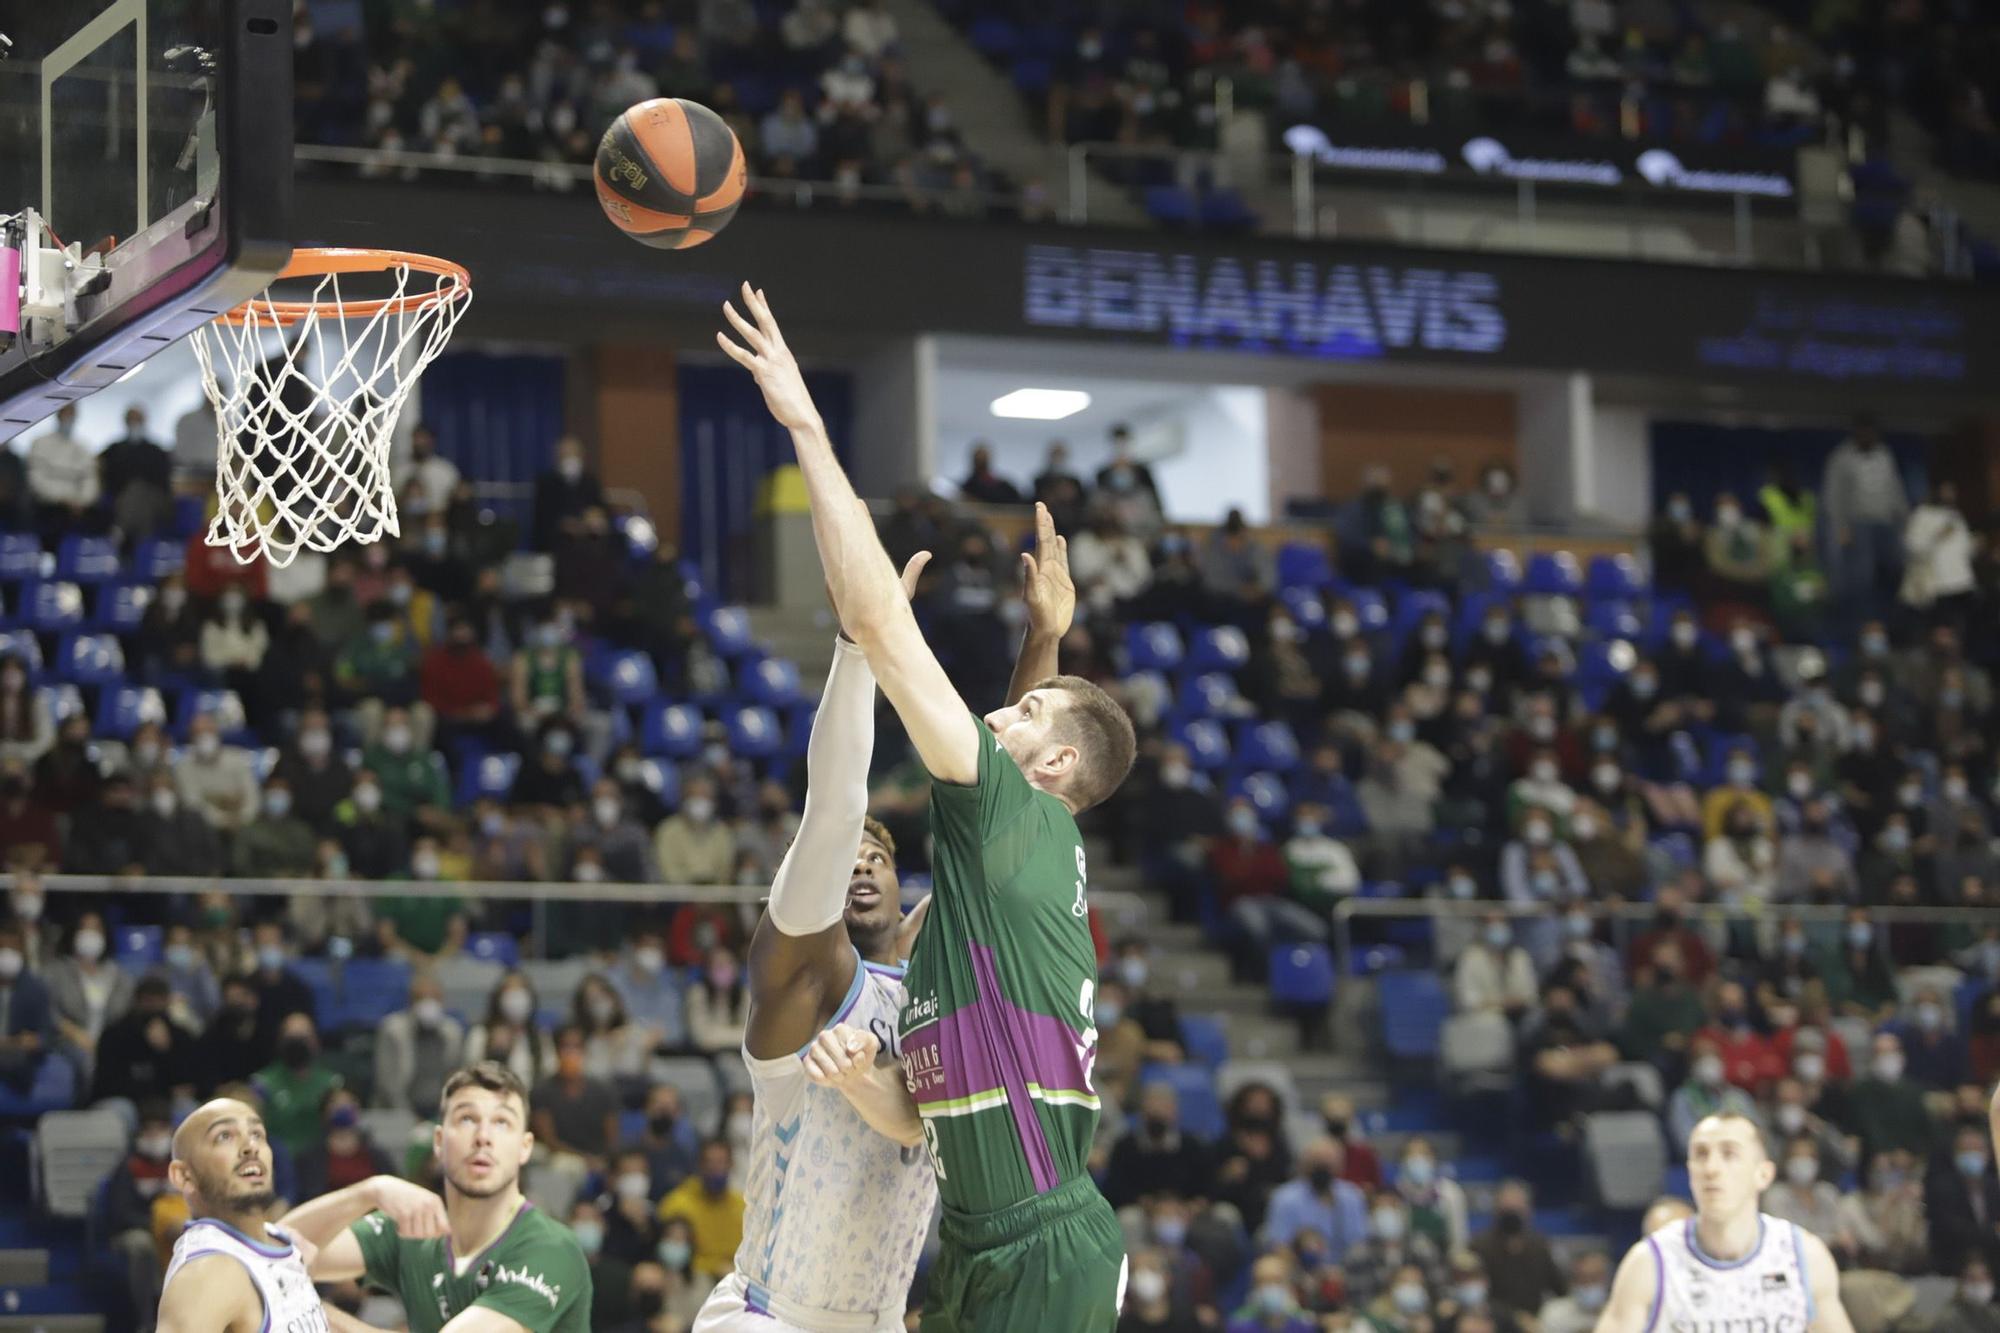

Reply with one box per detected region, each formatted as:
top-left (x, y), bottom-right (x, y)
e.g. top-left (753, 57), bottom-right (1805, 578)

top-left (193, 734), bottom-right (220, 759)
top-left (10, 893), bottom-right (41, 923)
top-left (412, 851), bottom-right (441, 880)
top-left (1794, 1053), bottom-right (1825, 1083)
top-left (412, 998), bottom-right (444, 1028)
top-left (300, 730), bottom-right (331, 759)
top-left (499, 988), bottom-right (534, 1023)
top-left (634, 946), bottom-right (664, 974)
top-left (1694, 1056), bottom-right (1724, 1086)
top-left (353, 785), bottom-right (382, 813)
top-left (1873, 1053), bottom-right (1905, 1082)
top-left (593, 798), bottom-right (622, 828)
top-left (1776, 1103), bottom-right (1806, 1135)
top-left (73, 929), bottom-right (105, 962)
top-left (615, 1171), bottom-right (650, 1201)
top-left (1965, 1283), bottom-right (1995, 1306)
top-left (0, 949), bottom-right (24, 980)
top-left (683, 798), bottom-right (715, 823)
top-left (1786, 1156), bottom-right (1819, 1187)
top-left (1130, 1270), bottom-right (1168, 1306)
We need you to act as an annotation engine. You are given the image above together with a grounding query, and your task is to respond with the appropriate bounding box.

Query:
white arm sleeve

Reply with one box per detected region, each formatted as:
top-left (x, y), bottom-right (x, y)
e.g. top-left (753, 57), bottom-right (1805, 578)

top-left (766, 637), bottom-right (878, 936)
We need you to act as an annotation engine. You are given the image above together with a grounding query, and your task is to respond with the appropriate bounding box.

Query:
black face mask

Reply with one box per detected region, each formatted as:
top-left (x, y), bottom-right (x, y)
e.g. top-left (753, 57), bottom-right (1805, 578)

top-left (1307, 1166), bottom-right (1334, 1192)
top-left (1325, 1117), bottom-right (1349, 1138)
top-left (1496, 1211), bottom-right (1526, 1235)
top-left (634, 1291), bottom-right (665, 1318)
top-left (280, 1037), bottom-right (315, 1069)
top-left (1143, 1116), bottom-right (1174, 1138)
top-left (649, 1113), bottom-right (677, 1136)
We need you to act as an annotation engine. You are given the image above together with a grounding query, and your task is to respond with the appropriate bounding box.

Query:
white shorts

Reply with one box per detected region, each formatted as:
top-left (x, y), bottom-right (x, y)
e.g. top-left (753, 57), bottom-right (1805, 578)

top-left (693, 1272), bottom-right (903, 1333)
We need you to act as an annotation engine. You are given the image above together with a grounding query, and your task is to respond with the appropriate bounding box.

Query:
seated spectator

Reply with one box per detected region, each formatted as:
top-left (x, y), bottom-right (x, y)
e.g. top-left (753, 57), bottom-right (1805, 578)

top-left (334, 769), bottom-right (412, 878)
top-left (271, 709), bottom-right (353, 834)
top-left (1104, 1082), bottom-right (1213, 1209)
top-left (463, 971), bottom-right (553, 1088)
top-left (335, 602), bottom-right (421, 708)
top-left (175, 713), bottom-right (261, 833)
top-left (572, 974), bottom-right (653, 1080)
top-left (134, 574), bottom-right (204, 681)
top-left (1667, 1035), bottom-right (1760, 1153)
top-left (373, 972), bottom-right (466, 1112)
top-left (1356, 733), bottom-right (1449, 863)
top-left (1500, 814), bottom-right (1589, 910)
top-left (601, 1146), bottom-right (663, 1267)
top-left (1843, 1149), bottom-right (1931, 1274)
top-left (1777, 798), bottom-right (1859, 902)
top-left (1850, 1031), bottom-right (1935, 1163)
top-left (1319, 1094), bottom-right (1381, 1191)
top-left (251, 1012), bottom-right (341, 1156)
top-left (0, 762), bottom-right (60, 870)
top-left (359, 706), bottom-right (449, 827)
top-left (656, 1139), bottom-right (745, 1284)
top-left (233, 777), bottom-right (318, 878)
top-left (1228, 1252), bottom-right (1315, 1333)
top-left (26, 406), bottom-right (99, 538)
top-left (1438, 1252), bottom-right (1512, 1333)
top-left (1762, 1133), bottom-right (1858, 1263)
top-left (958, 443), bottom-right (1023, 504)
top-left (1212, 798), bottom-right (1325, 974)
top-left (653, 778), bottom-right (735, 884)
top-left (28, 714), bottom-right (101, 818)
top-left (1696, 980), bottom-right (1785, 1091)
top-left (606, 928), bottom-right (687, 1054)
top-left (194, 977), bottom-right (264, 1095)
top-left (1449, 906), bottom-right (1535, 1018)
top-left (1933, 1260), bottom-right (2000, 1333)
top-left (1701, 491), bottom-right (1774, 600)
top-left (1472, 1180), bottom-right (1564, 1319)
top-left (372, 841), bottom-right (468, 961)
top-left (1343, 1191), bottom-right (1445, 1309)
top-left (1895, 987), bottom-right (1968, 1089)
top-left (63, 772), bottom-right (149, 876)
top-left (293, 1087), bottom-right (395, 1201)
top-left (1260, 1137), bottom-right (1368, 1259)
top-left (1122, 1246), bottom-right (1205, 1333)
top-left (1068, 508), bottom-right (1151, 616)
top-left (91, 975), bottom-right (196, 1108)
top-left (1705, 798), bottom-right (1778, 905)
top-left (1090, 977), bottom-right (1151, 1106)
top-left (1826, 912), bottom-right (1900, 1019)
top-left (0, 655), bottom-right (53, 765)
top-left (1523, 981), bottom-right (1621, 1132)
top-left (1929, 1125), bottom-right (2000, 1275)
top-left (47, 910), bottom-right (134, 1083)
top-left (420, 613), bottom-right (506, 750)
top-left (1565, 798), bottom-right (1646, 902)
top-left (1536, 1250), bottom-right (1610, 1333)
top-left (1363, 1260), bottom-right (1437, 1333)
top-left (636, 1083), bottom-right (698, 1198)
top-left (102, 1103), bottom-right (177, 1322)
top-left (0, 919), bottom-right (51, 1093)
top-left (153, 923), bottom-right (220, 1028)
top-left (1768, 1076), bottom-right (1858, 1179)
top-left (532, 1024), bottom-right (620, 1177)
top-left (1625, 890), bottom-right (1716, 986)
top-left (573, 781), bottom-right (657, 883)
top-left (1283, 804), bottom-right (1360, 914)
top-left (1394, 1137), bottom-right (1468, 1253)
top-left (686, 947), bottom-right (748, 1054)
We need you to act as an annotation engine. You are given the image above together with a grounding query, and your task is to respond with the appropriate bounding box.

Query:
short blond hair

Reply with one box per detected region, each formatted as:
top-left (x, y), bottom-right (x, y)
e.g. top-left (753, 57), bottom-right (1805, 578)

top-left (1032, 675), bottom-right (1137, 812)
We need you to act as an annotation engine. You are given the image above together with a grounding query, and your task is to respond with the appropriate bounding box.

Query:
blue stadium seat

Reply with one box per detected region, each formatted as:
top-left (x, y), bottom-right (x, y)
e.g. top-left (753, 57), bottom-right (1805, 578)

top-left (336, 960), bottom-right (412, 1029)
top-left (1523, 551), bottom-right (1582, 597)
top-left (19, 581), bottom-right (84, 633)
top-left (1199, 188), bottom-right (1259, 232)
top-left (1586, 553), bottom-right (1645, 599)
top-left (702, 606), bottom-right (756, 658)
top-left (0, 1051), bottom-right (75, 1115)
top-left (599, 650), bottom-right (658, 707)
top-left (176, 688), bottom-right (250, 741)
top-left (1124, 622), bottom-right (1184, 673)
top-left (133, 539), bottom-right (184, 582)
top-left (1276, 542), bottom-right (1333, 590)
top-left (115, 925), bottom-right (163, 966)
top-left (96, 686), bottom-right (166, 739)
top-left (1269, 943), bottom-right (1336, 1007)
top-left (463, 753), bottom-right (522, 805)
top-left (1377, 970), bottom-right (1450, 1061)
top-left (0, 630), bottom-right (44, 677)
top-left (34, 684), bottom-right (83, 727)
top-left (1010, 56), bottom-right (1052, 91)
top-left (55, 633), bottom-right (124, 686)
top-left (467, 932), bottom-right (520, 967)
top-left (54, 536), bottom-right (119, 584)
top-left (1584, 599), bottom-right (1644, 641)
top-left (1186, 626), bottom-right (1250, 673)
top-left (966, 15), bottom-right (1019, 56)
top-left (745, 656), bottom-right (804, 707)
top-left (1230, 771), bottom-right (1291, 822)
top-left (0, 534), bottom-right (43, 581)
top-left (1278, 587), bottom-right (1325, 633)
top-left (93, 582), bottom-right (151, 633)
top-left (1143, 186), bottom-right (1196, 227)
top-left (642, 702), bottom-right (703, 758)
top-left (638, 758), bottom-right (681, 808)
top-left (1139, 1064), bottom-right (1225, 1140)
top-left (1478, 549), bottom-right (1521, 591)
top-left (1344, 589), bottom-right (1389, 634)
top-left (725, 705), bottom-right (783, 758)
top-left (1179, 1014), bottom-right (1230, 1070)
top-left (1172, 718), bottom-right (1230, 770)
top-left (1392, 590), bottom-right (1452, 641)
top-left (1176, 672), bottom-right (1242, 718)
top-left (1235, 721), bottom-right (1300, 772)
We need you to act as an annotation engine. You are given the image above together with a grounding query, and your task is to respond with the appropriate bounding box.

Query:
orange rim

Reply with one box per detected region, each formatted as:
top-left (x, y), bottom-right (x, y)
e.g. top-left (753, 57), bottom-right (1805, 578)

top-left (216, 247), bottom-right (472, 327)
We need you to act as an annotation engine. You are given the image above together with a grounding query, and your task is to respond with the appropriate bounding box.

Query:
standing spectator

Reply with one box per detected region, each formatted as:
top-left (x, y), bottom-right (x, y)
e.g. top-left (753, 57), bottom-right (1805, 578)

top-left (1930, 1126), bottom-right (2000, 1275)
top-left (372, 973), bottom-right (466, 1113)
top-left (98, 407), bottom-right (174, 545)
top-left (250, 1012), bottom-right (341, 1155)
top-left (1901, 481), bottom-right (1976, 630)
top-left (1821, 414), bottom-right (1909, 625)
top-left (656, 1139), bottom-right (745, 1284)
top-left (25, 405), bottom-right (99, 539)
top-left (652, 779), bottom-right (736, 884)
top-left (1454, 914), bottom-right (1538, 1020)
top-left (533, 435), bottom-right (606, 549)
top-left (0, 921), bottom-right (52, 1093)
top-left (1472, 1180), bottom-right (1565, 1318)
top-left (175, 712), bottom-right (261, 832)
top-left (89, 976), bottom-right (196, 1109)
top-left (47, 911), bottom-right (134, 1085)
top-left (1259, 1138), bottom-right (1369, 1259)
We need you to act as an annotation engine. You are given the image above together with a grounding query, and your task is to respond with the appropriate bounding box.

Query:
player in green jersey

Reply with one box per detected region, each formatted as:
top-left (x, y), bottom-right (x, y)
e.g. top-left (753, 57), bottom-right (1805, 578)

top-left (721, 285), bottom-right (1137, 1332)
top-left (282, 1062), bottom-right (593, 1332)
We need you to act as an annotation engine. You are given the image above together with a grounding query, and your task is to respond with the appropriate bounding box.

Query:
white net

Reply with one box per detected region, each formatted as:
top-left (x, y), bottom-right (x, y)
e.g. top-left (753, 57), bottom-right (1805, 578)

top-left (190, 257), bottom-right (471, 568)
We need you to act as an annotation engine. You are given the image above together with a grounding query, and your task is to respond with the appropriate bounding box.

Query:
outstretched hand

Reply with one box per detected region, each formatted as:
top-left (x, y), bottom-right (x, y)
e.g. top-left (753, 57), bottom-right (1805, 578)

top-left (718, 283), bottom-right (819, 433)
top-left (1021, 501), bottom-right (1075, 639)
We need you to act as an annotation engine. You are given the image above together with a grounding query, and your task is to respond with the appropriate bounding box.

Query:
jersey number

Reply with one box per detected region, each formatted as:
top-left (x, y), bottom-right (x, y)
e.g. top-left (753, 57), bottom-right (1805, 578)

top-left (1071, 845), bottom-right (1088, 918)
top-left (1077, 979), bottom-right (1099, 1095)
top-left (921, 1118), bottom-right (948, 1181)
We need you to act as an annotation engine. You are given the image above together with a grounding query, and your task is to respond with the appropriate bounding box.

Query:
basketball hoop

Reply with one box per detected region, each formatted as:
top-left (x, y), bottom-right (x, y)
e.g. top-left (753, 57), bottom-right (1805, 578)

top-left (190, 246), bottom-right (472, 568)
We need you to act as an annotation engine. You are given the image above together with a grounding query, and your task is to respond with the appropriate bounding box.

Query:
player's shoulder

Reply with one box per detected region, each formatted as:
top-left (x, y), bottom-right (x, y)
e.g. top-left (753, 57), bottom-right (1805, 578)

top-left (160, 1249), bottom-right (260, 1318)
top-left (505, 1206), bottom-right (591, 1266)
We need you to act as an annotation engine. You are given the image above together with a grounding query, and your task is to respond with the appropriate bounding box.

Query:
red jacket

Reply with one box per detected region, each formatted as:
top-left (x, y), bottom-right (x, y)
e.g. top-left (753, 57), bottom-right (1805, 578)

top-left (1208, 837), bottom-right (1289, 906)
top-left (1695, 1023), bottom-right (1786, 1091)
top-left (182, 528), bottom-right (267, 600)
top-left (419, 645), bottom-right (501, 720)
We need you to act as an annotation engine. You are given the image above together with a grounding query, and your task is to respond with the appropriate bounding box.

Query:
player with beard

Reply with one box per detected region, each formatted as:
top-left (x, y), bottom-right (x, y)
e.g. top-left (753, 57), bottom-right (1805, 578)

top-left (695, 516), bottom-right (1074, 1332)
top-left (283, 1062), bottom-right (591, 1331)
top-left (158, 1097), bottom-right (447, 1332)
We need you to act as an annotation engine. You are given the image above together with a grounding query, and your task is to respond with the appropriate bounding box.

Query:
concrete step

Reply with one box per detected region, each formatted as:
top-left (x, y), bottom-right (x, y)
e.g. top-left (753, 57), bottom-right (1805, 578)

top-left (0, 1253), bottom-right (48, 1286)
top-left (1156, 949), bottom-right (1233, 992)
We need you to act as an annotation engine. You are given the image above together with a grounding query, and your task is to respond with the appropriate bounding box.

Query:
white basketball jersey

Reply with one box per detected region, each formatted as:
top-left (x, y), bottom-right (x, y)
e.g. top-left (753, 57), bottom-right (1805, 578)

top-left (1646, 1214), bottom-right (1815, 1333)
top-left (164, 1218), bottom-right (330, 1333)
top-left (733, 955), bottom-right (937, 1321)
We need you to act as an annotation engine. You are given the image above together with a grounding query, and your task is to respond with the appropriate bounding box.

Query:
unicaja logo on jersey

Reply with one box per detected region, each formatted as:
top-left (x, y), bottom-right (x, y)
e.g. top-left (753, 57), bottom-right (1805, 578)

top-left (490, 1263), bottom-right (562, 1310)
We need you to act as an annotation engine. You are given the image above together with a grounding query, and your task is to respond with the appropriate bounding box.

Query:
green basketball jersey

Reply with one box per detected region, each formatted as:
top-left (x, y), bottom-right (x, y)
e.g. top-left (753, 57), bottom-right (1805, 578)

top-left (898, 712), bottom-right (1106, 1216)
top-left (352, 1200), bottom-right (592, 1333)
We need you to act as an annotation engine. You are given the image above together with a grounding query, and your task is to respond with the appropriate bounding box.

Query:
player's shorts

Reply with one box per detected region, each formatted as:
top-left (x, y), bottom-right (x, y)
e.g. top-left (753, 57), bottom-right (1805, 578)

top-left (920, 1177), bottom-right (1127, 1333)
top-left (694, 1271), bottom-right (905, 1333)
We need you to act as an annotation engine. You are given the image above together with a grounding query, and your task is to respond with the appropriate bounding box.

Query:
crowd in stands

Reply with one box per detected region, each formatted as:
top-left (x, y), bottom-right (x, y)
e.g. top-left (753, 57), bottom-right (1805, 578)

top-left (294, 0), bottom-right (1030, 218)
top-left (5, 395), bottom-right (2000, 1330)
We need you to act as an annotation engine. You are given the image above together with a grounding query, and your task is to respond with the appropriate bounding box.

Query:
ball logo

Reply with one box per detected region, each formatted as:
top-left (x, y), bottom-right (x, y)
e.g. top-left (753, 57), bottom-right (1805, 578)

top-left (603, 149), bottom-right (648, 193)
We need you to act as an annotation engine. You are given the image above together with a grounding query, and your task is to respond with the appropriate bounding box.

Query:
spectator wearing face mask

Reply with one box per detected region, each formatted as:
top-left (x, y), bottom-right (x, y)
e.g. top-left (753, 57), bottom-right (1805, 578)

top-left (1620, 942), bottom-right (1705, 1083)
top-left (463, 972), bottom-right (552, 1087)
top-left (294, 1087), bottom-right (395, 1200)
top-left (533, 1024), bottom-right (621, 1185)
top-left (1260, 1137), bottom-right (1369, 1259)
top-left (1824, 912), bottom-right (1899, 1020)
top-left (90, 975), bottom-right (196, 1109)
top-left (331, 768), bottom-right (409, 877)
top-left (335, 601), bottom-right (421, 714)
top-left (1227, 1253), bottom-right (1314, 1333)
top-left (1364, 1260), bottom-right (1436, 1333)
top-left (1759, 1135), bottom-right (1858, 1263)
top-left (251, 1012), bottom-right (341, 1155)
top-left (535, 436), bottom-right (607, 549)
top-left (572, 780), bottom-right (658, 884)
top-left (372, 973), bottom-right (465, 1112)
top-left (1700, 490), bottom-right (1775, 600)
top-left (636, 1084), bottom-right (699, 1196)
top-left (1776, 798), bottom-right (1859, 904)
top-left (270, 708), bottom-right (353, 835)
top-left (1119, 1247), bottom-right (1204, 1333)
top-left (1891, 987), bottom-right (1968, 1089)
top-left (47, 910), bottom-right (135, 1082)
top-left (1103, 1082), bottom-right (1212, 1208)
top-left (657, 1138), bottom-right (745, 1283)
top-left (173, 712), bottom-right (261, 833)
top-left (685, 946), bottom-right (749, 1055)
top-left (1343, 1191), bottom-right (1445, 1308)
top-left (1694, 980), bottom-right (1785, 1091)
top-left (1836, 1150), bottom-right (1925, 1273)
top-left (1453, 914), bottom-right (1537, 1021)
top-left (133, 574), bottom-right (205, 681)
top-left (0, 655), bottom-right (53, 766)
top-left (228, 776), bottom-right (317, 878)
top-left (1535, 1250), bottom-right (1611, 1333)
top-left (1847, 1031), bottom-right (1934, 1163)
top-left (1929, 1126), bottom-right (2000, 1275)
top-left (1933, 1260), bottom-right (2000, 1333)
top-left (1393, 1138), bottom-right (1468, 1252)
top-left (371, 836), bottom-right (468, 962)
top-left (651, 777), bottom-right (735, 885)
top-left (567, 1197), bottom-right (637, 1333)
top-left (103, 1103), bottom-right (179, 1323)
top-left (1666, 1035), bottom-right (1761, 1153)
top-left (607, 928), bottom-right (686, 1052)
top-left (1211, 799), bottom-right (1327, 977)
top-left (1705, 799), bottom-right (1778, 907)
top-left (1356, 731), bottom-right (1450, 868)
top-left (1471, 1180), bottom-right (1563, 1319)
top-left (1498, 812), bottom-right (1588, 908)
top-left (192, 977), bottom-right (263, 1095)
top-left (357, 705), bottom-right (448, 824)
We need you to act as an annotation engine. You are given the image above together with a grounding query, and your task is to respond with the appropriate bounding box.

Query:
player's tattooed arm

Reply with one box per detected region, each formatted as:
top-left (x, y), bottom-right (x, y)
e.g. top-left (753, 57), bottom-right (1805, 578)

top-left (803, 1023), bottom-right (924, 1148)
top-left (156, 1254), bottom-right (263, 1333)
top-left (1591, 1241), bottom-right (1660, 1333)
top-left (1006, 502), bottom-right (1074, 708)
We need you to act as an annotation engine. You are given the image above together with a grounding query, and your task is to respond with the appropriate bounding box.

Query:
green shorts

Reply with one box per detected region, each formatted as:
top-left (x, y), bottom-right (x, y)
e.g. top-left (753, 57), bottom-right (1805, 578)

top-left (920, 1177), bottom-right (1127, 1333)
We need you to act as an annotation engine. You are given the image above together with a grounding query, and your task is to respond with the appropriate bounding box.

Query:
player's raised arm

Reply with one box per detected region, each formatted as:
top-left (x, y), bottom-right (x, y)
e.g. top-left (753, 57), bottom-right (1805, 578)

top-left (1006, 502), bottom-right (1074, 707)
top-left (1799, 1227), bottom-right (1856, 1333)
top-left (279, 1175), bottom-right (447, 1281)
top-left (745, 552), bottom-right (929, 1058)
top-left (157, 1253), bottom-right (262, 1333)
top-left (719, 284), bottom-right (978, 786)
top-left (1593, 1239), bottom-right (1661, 1333)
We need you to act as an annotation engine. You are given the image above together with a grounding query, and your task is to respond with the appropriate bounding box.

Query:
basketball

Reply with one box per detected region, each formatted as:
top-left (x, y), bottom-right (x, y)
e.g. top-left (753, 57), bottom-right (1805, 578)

top-left (594, 97), bottom-right (747, 250)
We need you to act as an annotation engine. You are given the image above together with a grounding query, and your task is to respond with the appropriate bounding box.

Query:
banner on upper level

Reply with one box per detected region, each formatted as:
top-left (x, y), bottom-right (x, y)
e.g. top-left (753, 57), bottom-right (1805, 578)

top-left (298, 178), bottom-right (1998, 401)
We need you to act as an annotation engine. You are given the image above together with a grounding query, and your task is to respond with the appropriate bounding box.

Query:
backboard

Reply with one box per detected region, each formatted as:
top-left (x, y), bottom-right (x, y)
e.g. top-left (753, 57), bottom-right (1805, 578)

top-left (0, 0), bottom-right (293, 443)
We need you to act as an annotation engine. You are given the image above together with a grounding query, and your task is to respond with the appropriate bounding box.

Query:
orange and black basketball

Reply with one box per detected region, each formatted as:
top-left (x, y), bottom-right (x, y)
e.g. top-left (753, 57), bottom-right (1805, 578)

top-left (594, 98), bottom-right (747, 249)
